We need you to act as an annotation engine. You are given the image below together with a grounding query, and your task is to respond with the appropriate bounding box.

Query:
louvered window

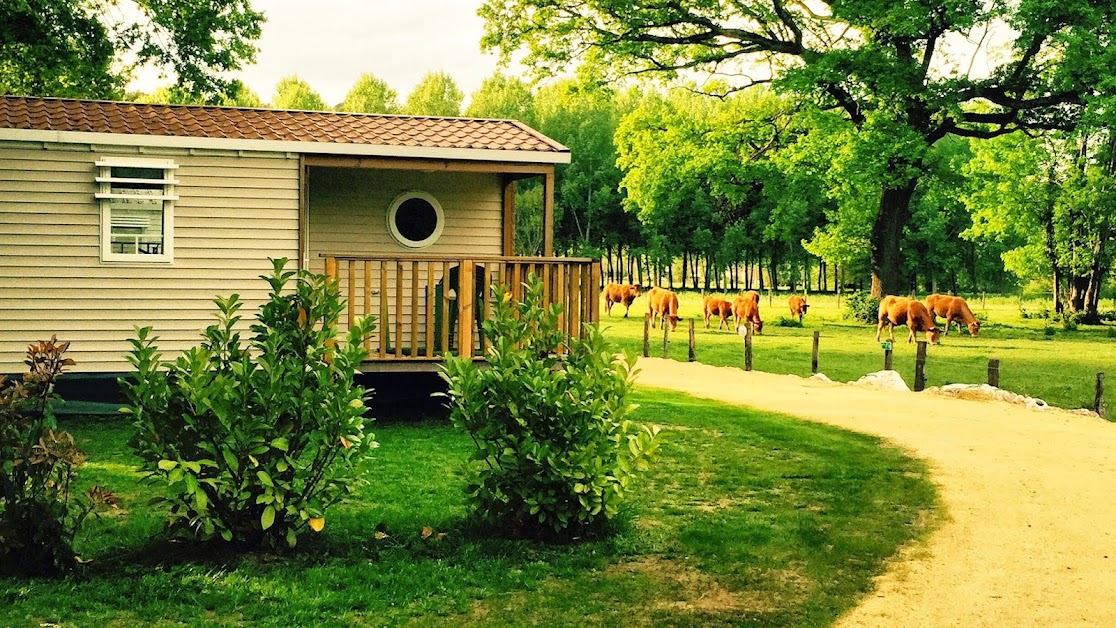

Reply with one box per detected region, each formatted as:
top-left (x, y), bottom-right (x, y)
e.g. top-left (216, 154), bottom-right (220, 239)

top-left (96, 158), bottom-right (177, 262)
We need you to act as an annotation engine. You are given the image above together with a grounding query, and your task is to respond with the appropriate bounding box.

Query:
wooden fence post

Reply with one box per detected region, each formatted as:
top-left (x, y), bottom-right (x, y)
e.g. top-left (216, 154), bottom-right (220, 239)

top-left (987, 359), bottom-right (1000, 388)
top-left (1096, 373), bottom-right (1106, 419)
top-left (914, 341), bottom-right (927, 392)
top-left (688, 319), bottom-right (696, 362)
top-left (744, 323), bottom-right (753, 371)
top-left (811, 331), bottom-right (820, 374)
top-left (884, 345), bottom-right (893, 371)
top-left (662, 318), bottom-right (670, 359)
top-left (643, 313), bottom-right (650, 358)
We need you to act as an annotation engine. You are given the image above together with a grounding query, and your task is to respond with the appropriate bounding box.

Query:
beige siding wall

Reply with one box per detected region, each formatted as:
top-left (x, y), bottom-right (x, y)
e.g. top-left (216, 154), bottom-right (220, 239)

top-left (307, 167), bottom-right (503, 272)
top-left (0, 141), bottom-right (300, 373)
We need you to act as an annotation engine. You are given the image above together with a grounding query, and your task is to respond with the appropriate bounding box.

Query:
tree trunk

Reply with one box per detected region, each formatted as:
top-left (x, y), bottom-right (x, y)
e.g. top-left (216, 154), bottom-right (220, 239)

top-left (870, 179), bottom-right (918, 298)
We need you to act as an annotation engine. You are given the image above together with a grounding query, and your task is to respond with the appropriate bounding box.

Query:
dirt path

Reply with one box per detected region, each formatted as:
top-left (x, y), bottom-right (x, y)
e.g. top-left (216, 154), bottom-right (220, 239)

top-left (634, 357), bottom-right (1116, 627)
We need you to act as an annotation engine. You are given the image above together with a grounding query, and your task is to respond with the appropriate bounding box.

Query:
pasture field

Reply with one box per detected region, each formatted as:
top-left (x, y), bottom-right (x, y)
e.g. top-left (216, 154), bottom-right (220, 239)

top-left (0, 390), bottom-right (935, 627)
top-left (602, 290), bottom-right (1116, 412)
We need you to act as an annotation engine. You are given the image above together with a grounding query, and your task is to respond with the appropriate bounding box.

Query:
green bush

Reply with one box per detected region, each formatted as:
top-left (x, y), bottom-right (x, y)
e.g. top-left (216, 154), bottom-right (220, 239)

top-left (1063, 319), bottom-right (1079, 331)
top-left (844, 291), bottom-right (881, 324)
top-left (1, 338), bottom-right (117, 576)
top-left (1106, 327), bottom-right (1116, 339)
top-left (776, 316), bottom-right (804, 328)
top-left (124, 259), bottom-right (377, 549)
top-left (441, 275), bottom-right (660, 537)
top-left (1044, 325), bottom-right (1056, 337)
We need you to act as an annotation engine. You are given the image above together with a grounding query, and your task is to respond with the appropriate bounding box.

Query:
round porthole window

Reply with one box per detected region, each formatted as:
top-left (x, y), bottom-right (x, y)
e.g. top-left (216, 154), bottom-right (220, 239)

top-left (387, 191), bottom-right (444, 248)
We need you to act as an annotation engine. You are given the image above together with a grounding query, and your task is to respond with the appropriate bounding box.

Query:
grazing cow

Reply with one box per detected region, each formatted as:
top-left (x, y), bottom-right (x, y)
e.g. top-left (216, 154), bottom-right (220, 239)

top-left (702, 296), bottom-right (734, 330)
top-left (648, 287), bottom-right (680, 331)
top-left (925, 293), bottom-right (980, 337)
top-left (788, 295), bottom-right (809, 322)
top-left (732, 294), bottom-right (763, 334)
top-left (876, 296), bottom-right (940, 345)
top-left (604, 282), bottom-right (643, 318)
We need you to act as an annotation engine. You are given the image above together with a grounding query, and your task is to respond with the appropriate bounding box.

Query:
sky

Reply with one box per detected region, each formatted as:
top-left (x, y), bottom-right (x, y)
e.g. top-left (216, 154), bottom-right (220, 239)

top-left (132, 1), bottom-right (508, 106)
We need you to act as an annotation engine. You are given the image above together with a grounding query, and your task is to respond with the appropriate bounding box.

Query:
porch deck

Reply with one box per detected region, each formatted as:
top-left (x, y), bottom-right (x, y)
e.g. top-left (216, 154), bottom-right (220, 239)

top-left (323, 255), bottom-right (601, 371)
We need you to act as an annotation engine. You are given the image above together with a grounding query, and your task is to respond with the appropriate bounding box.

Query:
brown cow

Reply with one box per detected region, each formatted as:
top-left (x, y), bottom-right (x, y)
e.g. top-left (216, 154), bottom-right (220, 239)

top-left (788, 295), bottom-right (809, 322)
top-left (876, 296), bottom-right (941, 345)
top-left (925, 293), bottom-right (980, 337)
top-left (648, 287), bottom-right (680, 331)
top-left (604, 283), bottom-right (643, 318)
top-left (732, 295), bottom-right (763, 334)
top-left (702, 296), bottom-right (734, 330)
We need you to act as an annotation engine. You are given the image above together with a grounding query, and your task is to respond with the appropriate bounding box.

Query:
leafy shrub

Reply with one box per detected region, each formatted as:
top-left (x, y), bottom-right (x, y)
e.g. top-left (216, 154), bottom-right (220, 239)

top-left (441, 275), bottom-right (660, 537)
top-left (1106, 327), bottom-right (1116, 339)
top-left (125, 259), bottom-right (377, 549)
top-left (1063, 319), bottom-right (1079, 331)
top-left (1, 338), bottom-right (117, 576)
top-left (844, 291), bottom-right (881, 324)
top-left (1044, 325), bottom-right (1056, 337)
top-left (776, 316), bottom-right (804, 328)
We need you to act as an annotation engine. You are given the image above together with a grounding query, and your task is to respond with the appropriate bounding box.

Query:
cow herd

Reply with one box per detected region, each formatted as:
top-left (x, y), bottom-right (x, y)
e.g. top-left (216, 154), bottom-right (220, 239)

top-left (604, 283), bottom-right (983, 346)
top-left (876, 293), bottom-right (981, 345)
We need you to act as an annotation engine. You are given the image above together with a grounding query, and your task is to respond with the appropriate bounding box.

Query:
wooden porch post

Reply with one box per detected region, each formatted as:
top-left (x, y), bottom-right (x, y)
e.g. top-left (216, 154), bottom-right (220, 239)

top-left (543, 169), bottom-right (555, 257)
top-left (502, 176), bottom-right (516, 256)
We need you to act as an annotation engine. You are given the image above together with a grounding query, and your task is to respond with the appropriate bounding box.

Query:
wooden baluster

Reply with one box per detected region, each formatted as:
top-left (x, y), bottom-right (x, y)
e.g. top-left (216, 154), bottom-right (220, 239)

top-left (441, 261), bottom-right (451, 355)
top-left (411, 260), bottom-right (419, 358)
top-left (426, 261), bottom-right (435, 358)
top-left (569, 264), bottom-right (581, 338)
top-left (555, 264), bottom-right (566, 347)
top-left (580, 262), bottom-right (593, 338)
top-left (459, 260), bottom-right (475, 357)
top-left (481, 263), bottom-right (493, 354)
top-left (363, 261), bottom-right (372, 353)
top-left (379, 261), bottom-right (388, 359)
top-left (347, 259), bottom-right (356, 331)
top-left (394, 260), bottom-right (403, 358)
top-left (324, 257), bottom-right (338, 281)
top-left (589, 260), bottom-right (602, 323)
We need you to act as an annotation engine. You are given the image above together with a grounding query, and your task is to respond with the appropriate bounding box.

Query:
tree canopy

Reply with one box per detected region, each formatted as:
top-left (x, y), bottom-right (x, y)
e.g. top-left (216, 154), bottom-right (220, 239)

top-left (271, 75), bottom-right (327, 111)
top-left (339, 73), bottom-right (399, 114)
top-left (480, 0), bottom-right (1116, 296)
top-left (0, 0), bottom-right (263, 102)
top-left (403, 71), bottom-right (463, 117)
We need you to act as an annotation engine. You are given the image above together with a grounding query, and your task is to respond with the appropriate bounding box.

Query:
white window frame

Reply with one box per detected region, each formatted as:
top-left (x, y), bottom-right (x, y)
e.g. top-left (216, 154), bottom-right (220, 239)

top-left (386, 190), bottom-right (445, 249)
top-left (95, 157), bottom-right (178, 263)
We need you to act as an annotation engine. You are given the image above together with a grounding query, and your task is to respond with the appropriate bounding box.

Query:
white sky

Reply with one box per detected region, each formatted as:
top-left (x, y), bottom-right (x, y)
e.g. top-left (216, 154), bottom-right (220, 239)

top-left (132, 0), bottom-right (507, 107)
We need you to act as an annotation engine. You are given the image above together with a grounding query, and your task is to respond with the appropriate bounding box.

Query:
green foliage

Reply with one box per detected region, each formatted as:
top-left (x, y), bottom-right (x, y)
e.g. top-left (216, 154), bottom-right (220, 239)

top-left (1106, 327), bottom-right (1116, 339)
top-left (0, 0), bottom-right (262, 101)
top-left (403, 71), bottom-right (463, 116)
top-left (464, 72), bottom-right (536, 126)
top-left (441, 276), bottom-right (659, 536)
top-left (1063, 319), bottom-right (1079, 332)
top-left (844, 291), bottom-right (881, 324)
top-left (339, 73), bottom-right (399, 114)
top-left (1, 338), bottom-right (116, 576)
top-left (775, 316), bottom-right (804, 328)
top-left (1044, 325), bottom-right (1057, 337)
top-left (271, 75), bottom-right (327, 111)
top-left (124, 259), bottom-right (377, 549)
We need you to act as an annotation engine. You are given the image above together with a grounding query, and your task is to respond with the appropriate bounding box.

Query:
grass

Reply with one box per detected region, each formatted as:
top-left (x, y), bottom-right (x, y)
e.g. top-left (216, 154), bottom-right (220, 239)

top-left (1, 388), bottom-right (936, 626)
top-left (606, 291), bottom-right (1116, 410)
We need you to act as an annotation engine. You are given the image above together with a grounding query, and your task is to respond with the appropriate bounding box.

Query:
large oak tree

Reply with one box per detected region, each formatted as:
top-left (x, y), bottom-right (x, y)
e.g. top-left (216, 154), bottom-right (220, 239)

top-left (1, 0), bottom-right (263, 102)
top-left (480, 0), bottom-right (1116, 296)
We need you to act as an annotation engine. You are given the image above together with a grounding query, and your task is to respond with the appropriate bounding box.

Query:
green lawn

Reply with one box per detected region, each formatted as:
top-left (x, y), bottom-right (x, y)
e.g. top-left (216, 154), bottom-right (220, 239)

top-left (2, 388), bottom-right (936, 626)
top-left (606, 291), bottom-right (1116, 411)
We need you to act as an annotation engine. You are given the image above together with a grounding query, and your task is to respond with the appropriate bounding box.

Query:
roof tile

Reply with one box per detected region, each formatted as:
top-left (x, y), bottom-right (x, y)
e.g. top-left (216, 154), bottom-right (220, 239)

top-left (0, 96), bottom-right (568, 154)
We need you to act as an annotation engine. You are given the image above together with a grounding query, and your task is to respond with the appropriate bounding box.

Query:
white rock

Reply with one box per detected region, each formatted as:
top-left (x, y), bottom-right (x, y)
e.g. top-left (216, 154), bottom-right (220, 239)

top-left (931, 383), bottom-right (1049, 410)
top-left (810, 372), bottom-right (832, 383)
top-left (852, 370), bottom-right (911, 392)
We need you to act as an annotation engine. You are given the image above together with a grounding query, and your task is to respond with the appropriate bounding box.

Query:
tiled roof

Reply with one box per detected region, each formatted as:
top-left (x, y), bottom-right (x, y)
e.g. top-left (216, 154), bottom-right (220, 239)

top-left (0, 96), bottom-right (568, 154)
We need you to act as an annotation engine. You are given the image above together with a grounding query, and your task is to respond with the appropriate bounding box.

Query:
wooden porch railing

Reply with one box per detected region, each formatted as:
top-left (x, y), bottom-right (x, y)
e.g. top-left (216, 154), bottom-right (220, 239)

top-left (323, 255), bottom-right (601, 362)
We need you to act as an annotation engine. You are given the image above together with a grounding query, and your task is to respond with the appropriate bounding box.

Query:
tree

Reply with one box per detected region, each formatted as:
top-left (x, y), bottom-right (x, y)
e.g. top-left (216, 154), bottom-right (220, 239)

top-left (271, 75), bottom-right (327, 111)
top-left (403, 71), bottom-right (463, 117)
top-left (131, 80), bottom-right (261, 108)
top-left (465, 73), bottom-right (536, 125)
top-left (0, 0), bottom-right (263, 101)
top-left (338, 73), bottom-right (399, 114)
top-left (480, 1), bottom-right (1116, 296)
top-left (964, 129), bottom-right (1116, 316)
